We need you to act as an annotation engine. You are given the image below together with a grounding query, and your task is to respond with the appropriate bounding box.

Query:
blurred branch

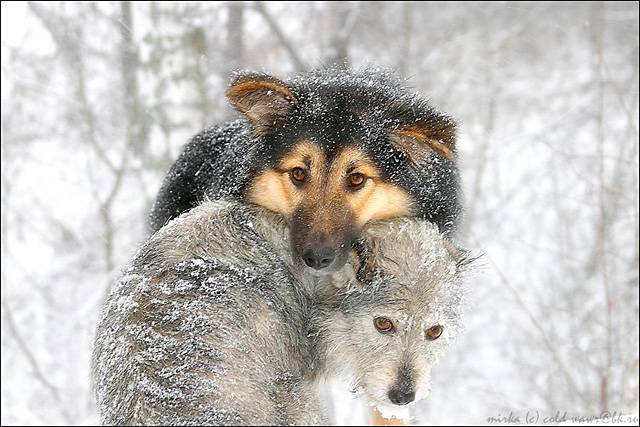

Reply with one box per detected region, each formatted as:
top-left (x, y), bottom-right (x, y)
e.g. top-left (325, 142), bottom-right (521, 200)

top-left (1, 293), bottom-right (73, 422)
top-left (252, 1), bottom-right (308, 71)
top-left (225, 1), bottom-right (244, 73)
top-left (337, 2), bottom-right (360, 43)
top-left (591, 2), bottom-right (613, 413)
top-left (470, 237), bottom-right (593, 410)
top-left (28, 1), bottom-right (118, 174)
top-left (398, 2), bottom-right (413, 77)
top-left (29, 1), bottom-right (139, 279)
top-left (323, 2), bottom-right (360, 67)
top-left (120, 1), bottom-right (150, 158)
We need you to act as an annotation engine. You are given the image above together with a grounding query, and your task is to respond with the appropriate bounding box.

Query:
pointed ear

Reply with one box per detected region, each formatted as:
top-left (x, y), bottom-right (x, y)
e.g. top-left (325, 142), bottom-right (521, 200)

top-left (226, 73), bottom-right (297, 135)
top-left (387, 120), bottom-right (457, 163)
top-left (443, 238), bottom-right (480, 273)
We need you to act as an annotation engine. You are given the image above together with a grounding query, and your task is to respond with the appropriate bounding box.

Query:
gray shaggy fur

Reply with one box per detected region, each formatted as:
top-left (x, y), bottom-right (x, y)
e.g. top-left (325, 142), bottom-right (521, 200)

top-left (92, 200), bottom-right (470, 425)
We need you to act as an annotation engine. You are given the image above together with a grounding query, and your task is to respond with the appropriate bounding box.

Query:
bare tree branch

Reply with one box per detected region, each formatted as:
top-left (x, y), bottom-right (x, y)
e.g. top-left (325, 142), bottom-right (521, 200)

top-left (469, 238), bottom-right (594, 410)
top-left (591, 2), bottom-right (613, 412)
top-left (1, 293), bottom-right (73, 423)
top-left (252, 1), bottom-right (308, 71)
top-left (28, 1), bottom-right (118, 174)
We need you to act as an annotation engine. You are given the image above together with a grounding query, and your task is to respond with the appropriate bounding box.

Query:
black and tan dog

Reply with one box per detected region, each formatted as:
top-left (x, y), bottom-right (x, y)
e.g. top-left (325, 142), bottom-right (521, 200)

top-left (150, 69), bottom-right (461, 275)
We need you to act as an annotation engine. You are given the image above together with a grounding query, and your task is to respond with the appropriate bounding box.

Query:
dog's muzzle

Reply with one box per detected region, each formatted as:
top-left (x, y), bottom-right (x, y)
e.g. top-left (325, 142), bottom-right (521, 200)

top-left (301, 242), bottom-right (336, 270)
top-left (388, 385), bottom-right (415, 405)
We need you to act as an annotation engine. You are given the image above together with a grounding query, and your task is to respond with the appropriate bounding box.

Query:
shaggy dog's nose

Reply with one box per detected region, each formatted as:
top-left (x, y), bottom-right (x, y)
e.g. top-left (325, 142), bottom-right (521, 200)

top-left (302, 244), bottom-right (335, 269)
top-left (388, 387), bottom-right (415, 405)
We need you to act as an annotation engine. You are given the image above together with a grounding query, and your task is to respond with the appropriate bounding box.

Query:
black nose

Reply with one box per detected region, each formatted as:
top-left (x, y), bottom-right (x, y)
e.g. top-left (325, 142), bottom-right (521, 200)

top-left (388, 387), bottom-right (415, 405)
top-left (302, 243), bottom-right (335, 269)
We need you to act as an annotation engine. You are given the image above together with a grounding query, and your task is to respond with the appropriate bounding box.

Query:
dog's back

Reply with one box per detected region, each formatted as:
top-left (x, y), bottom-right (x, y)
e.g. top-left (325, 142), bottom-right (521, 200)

top-left (94, 201), bottom-right (472, 424)
top-left (149, 121), bottom-right (252, 231)
top-left (92, 201), bottom-right (326, 425)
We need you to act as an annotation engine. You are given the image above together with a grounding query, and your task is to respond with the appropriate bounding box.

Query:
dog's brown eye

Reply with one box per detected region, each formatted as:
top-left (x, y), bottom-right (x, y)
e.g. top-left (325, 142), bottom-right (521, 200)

top-left (426, 324), bottom-right (443, 340)
top-left (374, 317), bottom-right (395, 333)
top-left (348, 172), bottom-right (366, 188)
top-left (290, 167), bottom-right (306, 184)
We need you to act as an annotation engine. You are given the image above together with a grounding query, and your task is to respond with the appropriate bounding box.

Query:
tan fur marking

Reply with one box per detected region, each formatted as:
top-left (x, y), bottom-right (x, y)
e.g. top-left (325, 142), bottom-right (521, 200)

top-left (247, 170), bottom-right (295, 215)
top-left (279, 142), bottom-right (325, 171)
top-left (390, 126), bottom-right (454, 161)
top-left (331, 147), bottom-right (373, 174)
top-left (279, 172), bottom-right (294, 208)
top-left (248, 144), bottom-right (412, 227)
top-left (351, 163), bottom-right (380, 178)
top-left (247, 142), bottom-right (326, 216)
top-left (226, 80), bottom-right (296, 113)
top-left (371, 409), bottom-right (406, 426)
top-left (332, 148), bottom-right (412, 226)
top-left (349, 180), bottom-right (413, 226)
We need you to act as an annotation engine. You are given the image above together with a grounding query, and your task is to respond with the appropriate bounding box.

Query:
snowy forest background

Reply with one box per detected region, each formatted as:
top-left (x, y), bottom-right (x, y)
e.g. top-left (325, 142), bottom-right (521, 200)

top-left (1, 1), bottom-right (638, 425)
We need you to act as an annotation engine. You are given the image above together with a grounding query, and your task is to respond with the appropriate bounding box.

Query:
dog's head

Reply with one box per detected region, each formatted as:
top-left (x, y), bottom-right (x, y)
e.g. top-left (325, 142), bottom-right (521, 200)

top-left (227, 69), bottom-right (459, 275)
top-left (322, 218), bottom-right (473, 414)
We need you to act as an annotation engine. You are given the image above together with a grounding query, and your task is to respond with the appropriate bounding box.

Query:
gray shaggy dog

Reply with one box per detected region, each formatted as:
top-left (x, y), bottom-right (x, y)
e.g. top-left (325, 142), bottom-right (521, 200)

top-left (92, 200), bottom-right (470, 425)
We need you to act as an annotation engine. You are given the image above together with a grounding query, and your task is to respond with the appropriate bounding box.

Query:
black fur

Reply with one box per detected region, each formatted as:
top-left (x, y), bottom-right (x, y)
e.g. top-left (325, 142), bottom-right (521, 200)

top-left (150, 68), bottom-right (462, 234)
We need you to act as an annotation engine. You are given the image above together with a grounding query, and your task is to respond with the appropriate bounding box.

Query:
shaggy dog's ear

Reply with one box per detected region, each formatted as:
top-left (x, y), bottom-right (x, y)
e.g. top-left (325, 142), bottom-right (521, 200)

top-left (387, 120), bottom-right (457, 163)
top-left (226, 73), bottom-right (298, 135)
top-left (442, 239), bottom-right (479, 273)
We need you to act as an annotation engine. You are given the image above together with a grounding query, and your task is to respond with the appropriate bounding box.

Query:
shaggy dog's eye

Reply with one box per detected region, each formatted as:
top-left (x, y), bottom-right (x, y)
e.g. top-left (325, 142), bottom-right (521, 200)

top-left (347, 172), bottom-right (366, 188)
top-left (373, 317), bottom-right (395, 333)
top-left (426, 324), bottom-right (443, 340)
top-left (290, 167), bottom-right (307, 184)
